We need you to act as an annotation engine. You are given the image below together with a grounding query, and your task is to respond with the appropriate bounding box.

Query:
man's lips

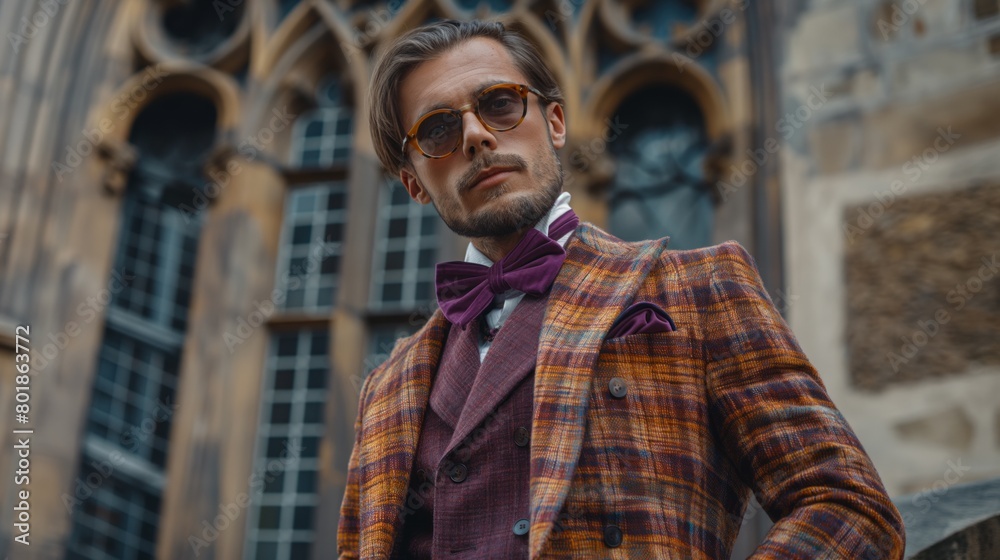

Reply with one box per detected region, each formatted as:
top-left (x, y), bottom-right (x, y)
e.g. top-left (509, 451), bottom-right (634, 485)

top-left (469, 167), bottom-right (518, 191)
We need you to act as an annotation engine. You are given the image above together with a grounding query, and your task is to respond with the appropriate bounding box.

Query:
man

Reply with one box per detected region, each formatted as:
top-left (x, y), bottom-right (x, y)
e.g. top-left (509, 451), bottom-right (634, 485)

top-left (339, 19), bottom-right (904, 559)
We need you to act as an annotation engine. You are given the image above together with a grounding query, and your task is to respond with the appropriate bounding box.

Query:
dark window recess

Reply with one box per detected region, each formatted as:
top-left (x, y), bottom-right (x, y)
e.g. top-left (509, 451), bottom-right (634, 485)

top-left (607, 86), bottom-right (714, 250)
top-left (68, 92), bottom-right (217, 559)
top-left (162, 0), bottom-right (245, 56)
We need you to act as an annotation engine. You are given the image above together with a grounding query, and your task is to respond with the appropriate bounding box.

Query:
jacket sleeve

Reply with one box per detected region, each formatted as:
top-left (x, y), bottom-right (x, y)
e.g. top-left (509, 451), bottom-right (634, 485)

top-left (338, 373), bottom-right (373, 559)
top-left (699, 241), bottom-right (905, 558)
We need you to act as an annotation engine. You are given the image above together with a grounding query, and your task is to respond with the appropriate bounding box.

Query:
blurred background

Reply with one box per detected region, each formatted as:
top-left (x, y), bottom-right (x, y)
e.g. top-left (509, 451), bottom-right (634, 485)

top-left (0, 0), bottom-right (998, 558)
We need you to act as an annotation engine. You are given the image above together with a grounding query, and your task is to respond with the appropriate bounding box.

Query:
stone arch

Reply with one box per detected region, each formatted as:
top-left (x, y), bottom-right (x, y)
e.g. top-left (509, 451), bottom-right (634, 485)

top-left (500, 13), bottom-right (571, 108)
top-left (586, 53), bottom-right (729, 141)
top-left (85, 66), bottom-right (238, 196)
top-left (523, 0), bottom-right (575, 43)
top-left (247, 11), bottom-right (365, 166)
top-left (92, 65), bottom-right (242, 146)
top-left (256, 1), bottom-right (358, 78)
top-left (374, 0), bottom-right (458, 46)
top-left (596, 0), bottom-right (732, 49)
top-left (572, 51), bottom-right (731, 244)
top-left (131, 0), bottom-right (253, 73)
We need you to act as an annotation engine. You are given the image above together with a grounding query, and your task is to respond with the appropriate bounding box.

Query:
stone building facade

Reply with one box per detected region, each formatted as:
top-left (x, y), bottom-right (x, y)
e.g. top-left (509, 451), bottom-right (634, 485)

top-left (774, 0), bottom-right (1000, 514)
top-left (0, 0), bottom-right (995, 559)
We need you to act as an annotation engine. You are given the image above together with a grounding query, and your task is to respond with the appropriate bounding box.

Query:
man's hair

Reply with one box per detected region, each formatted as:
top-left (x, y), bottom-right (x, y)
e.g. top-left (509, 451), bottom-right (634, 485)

top-left (368, 19), bottom-right (564, 174)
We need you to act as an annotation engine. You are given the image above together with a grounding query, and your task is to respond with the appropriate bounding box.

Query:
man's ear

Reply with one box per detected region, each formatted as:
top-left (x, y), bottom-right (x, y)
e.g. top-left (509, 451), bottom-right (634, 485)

top-left (399, 166), bottom-right (431, 204)
top-left (545, 102), bottom-right (567, 150)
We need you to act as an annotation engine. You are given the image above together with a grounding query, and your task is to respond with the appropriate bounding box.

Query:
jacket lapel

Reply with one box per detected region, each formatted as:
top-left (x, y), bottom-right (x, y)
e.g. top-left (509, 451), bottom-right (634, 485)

top-left (527, 223), bottom-right (667, 559)
top-left (429, 319), bottom-right (481, 430)
top-left (446, 293), bottom-right (549, 453)
top-left (359, 311), bottom-right (448, 559)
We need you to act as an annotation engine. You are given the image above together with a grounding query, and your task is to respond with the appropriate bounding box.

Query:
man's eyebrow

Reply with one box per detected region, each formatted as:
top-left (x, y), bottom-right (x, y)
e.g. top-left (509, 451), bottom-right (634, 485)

top-left (414, 79), bottom-right (515, 116)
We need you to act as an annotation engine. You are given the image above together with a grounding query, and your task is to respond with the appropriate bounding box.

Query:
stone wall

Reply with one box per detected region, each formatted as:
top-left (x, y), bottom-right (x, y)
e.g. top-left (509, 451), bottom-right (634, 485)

top-left (844, 183), bottom-right (1000, 390)
top-left (775, 0), bottom-right (1000, 499)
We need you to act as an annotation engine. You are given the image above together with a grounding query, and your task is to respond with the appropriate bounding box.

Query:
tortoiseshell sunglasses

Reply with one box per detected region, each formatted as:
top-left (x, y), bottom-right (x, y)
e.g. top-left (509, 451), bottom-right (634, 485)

top-left (400, 83), bottom-right (548, 162)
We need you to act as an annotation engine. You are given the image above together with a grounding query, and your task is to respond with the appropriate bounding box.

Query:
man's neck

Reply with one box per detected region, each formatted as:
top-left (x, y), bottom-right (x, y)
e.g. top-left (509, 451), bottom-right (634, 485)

top-left (463, 191), bottom-right (573, 265)
top-left (469, 227), bottom-right (531, 263)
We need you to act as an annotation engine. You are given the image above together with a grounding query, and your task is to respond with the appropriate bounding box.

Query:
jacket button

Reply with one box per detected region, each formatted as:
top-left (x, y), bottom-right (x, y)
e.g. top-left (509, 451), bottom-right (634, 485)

top-left (608, 377), bottom-right (627, 398)
top-left (512, 518), bottom-right (529, 536)
top-left (513, 426), bottom-right (530, 447)
top-left (603, 524), bottom-right (623, 547)
top-left (449, 463), bottom-right (468, 483)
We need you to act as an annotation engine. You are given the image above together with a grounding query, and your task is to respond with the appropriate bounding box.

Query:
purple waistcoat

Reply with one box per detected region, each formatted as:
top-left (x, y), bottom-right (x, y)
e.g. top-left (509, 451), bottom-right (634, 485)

top-left (393, 292), bottom-right (549, 559)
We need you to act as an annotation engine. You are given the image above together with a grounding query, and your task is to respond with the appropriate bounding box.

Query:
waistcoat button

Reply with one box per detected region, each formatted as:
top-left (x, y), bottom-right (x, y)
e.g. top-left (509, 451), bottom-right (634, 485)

top-left (513, 426), bottom-right (530, 447)
top-left (449, 463), bottom-right (468, 483)
top-left (512, 518), bottom-right (530, 536)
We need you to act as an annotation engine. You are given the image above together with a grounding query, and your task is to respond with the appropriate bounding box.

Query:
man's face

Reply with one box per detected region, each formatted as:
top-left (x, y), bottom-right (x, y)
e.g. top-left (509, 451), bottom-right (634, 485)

top-left (397, 38), bottom-right (567, 239)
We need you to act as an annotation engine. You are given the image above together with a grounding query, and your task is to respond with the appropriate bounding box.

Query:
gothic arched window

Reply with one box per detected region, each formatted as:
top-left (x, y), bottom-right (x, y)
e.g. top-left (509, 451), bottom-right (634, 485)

top-left (67, 94), bottom-right (217, 560)
top-left (608, 86), bottom-right (714, 249)
top-left (244, 74), bottom-right (353, 559)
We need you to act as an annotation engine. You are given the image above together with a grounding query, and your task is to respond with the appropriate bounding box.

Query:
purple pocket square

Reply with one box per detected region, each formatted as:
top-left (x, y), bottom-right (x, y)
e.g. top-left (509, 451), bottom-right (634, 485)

top-left (606, 301), bottom-right (676, 339)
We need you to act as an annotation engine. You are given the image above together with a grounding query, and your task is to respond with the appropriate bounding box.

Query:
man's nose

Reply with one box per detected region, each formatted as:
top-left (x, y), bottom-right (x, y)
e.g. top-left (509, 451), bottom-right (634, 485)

top-left (461, 111), bottom-right (497, 159)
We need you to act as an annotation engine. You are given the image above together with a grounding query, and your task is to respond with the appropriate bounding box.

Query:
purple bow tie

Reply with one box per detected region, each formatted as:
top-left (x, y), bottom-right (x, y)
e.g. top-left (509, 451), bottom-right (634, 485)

top-left (435, 210), bottom-right (579, 328)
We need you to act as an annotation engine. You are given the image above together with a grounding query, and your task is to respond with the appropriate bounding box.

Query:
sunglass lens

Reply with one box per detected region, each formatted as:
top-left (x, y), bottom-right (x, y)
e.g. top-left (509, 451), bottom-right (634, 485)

top-left (416, 112), bottom-right (461, 157)
top-left (479, 87), bottom-right (523, 130)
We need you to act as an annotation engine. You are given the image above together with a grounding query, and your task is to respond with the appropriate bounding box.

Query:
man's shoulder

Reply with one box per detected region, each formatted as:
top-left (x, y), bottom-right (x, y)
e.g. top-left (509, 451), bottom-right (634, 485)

top-left (578, 222), bottom-right (757, 281)
top-left (574, 222), bottom-right (664, 255)
top-left (663, 239), bottom-right (759, 281)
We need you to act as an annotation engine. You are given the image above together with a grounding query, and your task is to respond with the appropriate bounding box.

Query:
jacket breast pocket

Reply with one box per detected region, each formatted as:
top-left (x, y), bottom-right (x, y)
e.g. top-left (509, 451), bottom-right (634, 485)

top-left (593, 327), bottom-right (698, 444)
top-left (600, 328), bottom-right (692, 365)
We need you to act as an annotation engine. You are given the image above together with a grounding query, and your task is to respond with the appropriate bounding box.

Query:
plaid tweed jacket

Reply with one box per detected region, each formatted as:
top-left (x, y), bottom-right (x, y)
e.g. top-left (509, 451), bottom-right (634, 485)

top-left (338, 222), bottom-right (905, 559)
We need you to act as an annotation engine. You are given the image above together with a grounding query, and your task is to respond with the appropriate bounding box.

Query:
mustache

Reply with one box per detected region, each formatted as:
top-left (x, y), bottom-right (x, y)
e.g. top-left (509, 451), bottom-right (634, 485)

top-left (457, 154), bottom-right (528, 193)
